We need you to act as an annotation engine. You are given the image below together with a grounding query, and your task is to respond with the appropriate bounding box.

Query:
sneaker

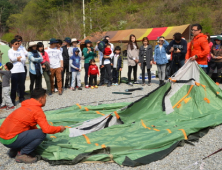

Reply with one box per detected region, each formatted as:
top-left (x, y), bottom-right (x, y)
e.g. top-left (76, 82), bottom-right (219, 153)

top-left (95, 85), bottom-right (98, 88)
top-left (0, 105), bottom-right (7, 109)
top-left (142, 83), bottom-right (145, 86)
top-left (128, 82), bottom-right (133, 86)
top-left (76, 86), bottom-right (79, 88)
top-left (115, 83), bottom-right (118, 86)
top-left (48, 93), bottom-right (52, 96)
top-left (6, 106), bottom-right (15, 110)
top-left (55, 88), bottom-right (58, 92)
top-left (148, 82), bottom-right (151, 86)
top-left (85, 85), bottom-right (89, 88)
top-left (112, 83), bottom-right (115, 86)
top-left (15, 154), bottom-right (38, 164)
top-left (91, 86), bottom-right (94, 89)
top-left (78, 87), bottom-right (82, 90)
top-left (72, 88), bottom-right (76, 91)
top-left (8, 149), bottom-right (19, 158)
top-left (98, 82), bottom-right (104, 86)
top-left (58, 91), bottom-right (62, 95)
top-left (107, 83), bottom-right (111, 87)
top-left (134, 81), bottom-right (139, 84)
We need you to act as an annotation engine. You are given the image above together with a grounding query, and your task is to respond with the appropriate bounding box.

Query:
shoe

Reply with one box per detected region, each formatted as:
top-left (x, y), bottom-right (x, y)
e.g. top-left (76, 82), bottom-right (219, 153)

top-left (72, 88), bottom-right (76, 91)
top-left (0, 105), bottom-right (7, 109)
top-left (95, 85), bottom-right (98, 88)
top-left (91, 86), bottom-right (94, 89)
top-left (6, 106), bottom-right (15, 110)
top-left (48, 93), bottom-right (52, 96)
top-left (85, 85), bottom-right (89, 88)
top-left (128, 82), bottom-right (133, 86)
top-left (134, 81), bottom-right (139, 84)
top-left (98, 83), bottom-right (104, 86)
top-left (55, 88), bottom-right (58, 92)
top-left (107, 83), bottom-right (111, 87)
top-left (142, 83), bottom-right (145, 86)
top-left (78, 87), bottom-right (82, 90)
top-left (148, 82), bottom-right (151, 86)
top-left (76, 86), bottom-right (79, 88)
top-left (12, 101), bottom-right (16, 106)
top-left (59, 91), bottom-right (62, 95)
top-left (112, 83), bottom-right (115, 86)
top-left (8, 149), bottom-right (19, 158)
top-left (15, 154), bottom-right (38, 164)
top-left (115, 83), bottom-right (118, 86)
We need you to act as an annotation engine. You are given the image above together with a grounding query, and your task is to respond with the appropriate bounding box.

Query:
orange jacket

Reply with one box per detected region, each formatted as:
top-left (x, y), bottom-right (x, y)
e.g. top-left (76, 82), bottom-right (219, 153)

top-left (0, 98), bottom-right (61, 140)
top-left (185, 33), bottom-right (210, 65)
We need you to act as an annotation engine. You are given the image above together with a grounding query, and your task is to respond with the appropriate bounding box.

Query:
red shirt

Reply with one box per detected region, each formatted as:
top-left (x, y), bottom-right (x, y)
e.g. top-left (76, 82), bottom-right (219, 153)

top-left (103, 47), bottom-right (112, 56)
top-left (88, 64), bottom-right (99, 76)
top-left (40, 51), bottom-right (50, 64)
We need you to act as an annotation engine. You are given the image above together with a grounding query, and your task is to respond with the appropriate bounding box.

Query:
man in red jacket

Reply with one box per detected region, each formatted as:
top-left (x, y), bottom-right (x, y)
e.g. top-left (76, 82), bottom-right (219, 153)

top-left (0, 88), bottom-right (66, 163)
top-left (185, 23), bottom-right (210, 73)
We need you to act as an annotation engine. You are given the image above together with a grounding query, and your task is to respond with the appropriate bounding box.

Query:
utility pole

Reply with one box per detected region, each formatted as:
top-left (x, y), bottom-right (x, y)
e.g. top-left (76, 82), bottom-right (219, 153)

top-left (83, 0), bottom-right (86, 38)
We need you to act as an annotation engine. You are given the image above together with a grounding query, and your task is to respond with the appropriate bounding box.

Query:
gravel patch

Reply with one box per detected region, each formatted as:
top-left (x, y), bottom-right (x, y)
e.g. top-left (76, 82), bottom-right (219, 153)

top-left (0, 80), bottom-right (222, 170)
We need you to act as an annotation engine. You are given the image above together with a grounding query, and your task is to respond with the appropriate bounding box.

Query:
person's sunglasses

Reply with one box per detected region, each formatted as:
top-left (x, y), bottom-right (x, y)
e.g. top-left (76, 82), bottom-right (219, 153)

top-left (191, 29), bottom-right (198, 32)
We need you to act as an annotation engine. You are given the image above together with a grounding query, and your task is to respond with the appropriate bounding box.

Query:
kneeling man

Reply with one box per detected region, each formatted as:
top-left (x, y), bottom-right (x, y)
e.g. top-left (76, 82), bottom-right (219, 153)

top-left (0, 88), bottom-right (66, 163)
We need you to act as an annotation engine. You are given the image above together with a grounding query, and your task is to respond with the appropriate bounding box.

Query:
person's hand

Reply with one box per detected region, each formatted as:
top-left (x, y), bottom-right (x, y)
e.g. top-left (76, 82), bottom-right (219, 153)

top-left (169, 47), bottom-right (174, 52)
top-left (190, 56), bottom-right (196, 61)
top-left (119, 68), bottom-right (122, 71)
top-left (153, 61), bottom-right (156, 65)
top-left (185, 59), bottom-right (188, 63)
top-left (88, 48), bottom-right (91, 52)
top-left (61, 67), bottom-right (63, 71)
top-left (159, 37), bottom-right (164, 41)
top-left (79, 69), bottom-right (81, 72)
top-left (76, 68), bottom-right (79, 71)
top-left (17, 56), bottom-right (22, 62)
top-left (97, 41), bottom-right (100, 44)
top-left (88, 75), bottom-right (90, 77)
top-left (176, 49), bottom-right (181, 53)
top-left (111, 63), bottom-right (113, 66)
top-left (139, 63), bottom-right (141, 66)
top-left (150, 61), bottom-right (153, 65)
top-left (60, 126), bottom-right (66, 133)
top-left (42, 65), bottom-right (45, 68)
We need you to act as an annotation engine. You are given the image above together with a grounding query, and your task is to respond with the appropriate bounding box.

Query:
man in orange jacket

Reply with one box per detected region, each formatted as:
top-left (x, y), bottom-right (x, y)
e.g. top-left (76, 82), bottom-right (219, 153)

top-left (0, 88), bottom-right (66, 163)
top-left (185, 24), bottom-right (210, 73)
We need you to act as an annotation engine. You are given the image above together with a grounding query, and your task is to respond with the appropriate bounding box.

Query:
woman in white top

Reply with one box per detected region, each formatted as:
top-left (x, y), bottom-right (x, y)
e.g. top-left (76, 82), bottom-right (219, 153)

top-left (8, 39), bottom-right (26, 106)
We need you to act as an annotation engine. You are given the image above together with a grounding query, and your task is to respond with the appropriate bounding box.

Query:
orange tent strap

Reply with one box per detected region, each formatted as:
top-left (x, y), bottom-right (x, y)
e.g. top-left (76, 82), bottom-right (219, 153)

top-left (49, 122), bottom-right (53, 126)
top-left (204, 97), bottom-right (210, 103)
top-left (217, 91), bottom-right (220, 95)
top-left (95, 143), bottom-right (99, 146)
top-left (169, 78), bottom-right (176, 82)
top-left (173, 85), bottom-right (194, 109)
top-left (96, 111), bottom-right (105, 116)
top-left (216, 82), bottom-right (220, 85)
top-left (179, 129), bottom-right (188, 140)
top-left (84, 107), bottom-right (89, 111)
top-left (177, 104), bottom-right (181, 108)
top-left (82, 134), bottom-right (91, 144)
top-left (153, 128), bottom-right (160, 131)
top-left (114, 111), bottom-right (120, 119)
top-left (201, 84), bottom-right (206, 89)
top-left (166, 129), bottom-right (172, 133)
top-left (195, 82), bottom-right (200, 86)
top-left (65, 126), bottom-right (71, 128)
top-left (76, 103), bottom-right (81, 109)
top-left (50, 136), bottom-right (56, 138)
top-left (101, 144), bottom-right (106, 148)
top-left (141, 120), bottom-right (151, 130)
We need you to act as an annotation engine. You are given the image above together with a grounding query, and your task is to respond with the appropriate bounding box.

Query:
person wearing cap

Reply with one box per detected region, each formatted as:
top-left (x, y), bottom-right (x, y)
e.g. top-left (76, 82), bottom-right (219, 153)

top-left (82, 40), bottom-right (96, 88)
top-left (27, 42), bottom-right (43, 93)
top-left (45, 38), bottom-right (63, 95)
top-left (8, 39), bottom-right (26, 106)
top-left (61, 37), bottom-right (72, 89)
top-left (185, 24), bottom-right (210, 73)
top-left (208, 36), bottom-right (222, 83)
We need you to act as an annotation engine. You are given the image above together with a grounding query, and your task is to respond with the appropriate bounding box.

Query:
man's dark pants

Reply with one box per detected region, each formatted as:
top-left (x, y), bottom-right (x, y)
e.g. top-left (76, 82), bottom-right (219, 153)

top-left (4, 129), bottom-right (46, 155)
top-left (100, 64), bottom-right (112, 84)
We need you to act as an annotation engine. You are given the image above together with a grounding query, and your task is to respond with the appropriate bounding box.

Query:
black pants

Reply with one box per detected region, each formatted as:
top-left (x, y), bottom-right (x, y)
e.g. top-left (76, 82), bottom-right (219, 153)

top-left (89, 75), bottom-right (97, 86)
top-left (30, 73), bottom-right (42, 92)
top-left (208, 62), bottom-right (222, 82)
top-left (62, 62), bottom-right (70, 88)
top-left (100, 64), bottom-right (112, 84)
top-left (11, 72), bottom-right (26, 104)
top-left (84, 63), bottom-right (90, 86)
top-left (4, 129), bottom-right (46, 155)
top-left (141, 62), bottom-right (151, 83)
top-left (17, 66), bottom-right (27, 95)
top-left (128, 64), bottom-right (137, 82)
top-left (112, 68), bottom-right (120, 84)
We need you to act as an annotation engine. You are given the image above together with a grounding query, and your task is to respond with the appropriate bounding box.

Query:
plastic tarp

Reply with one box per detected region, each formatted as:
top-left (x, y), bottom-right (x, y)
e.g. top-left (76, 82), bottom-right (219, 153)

top-left (1, 59), bottom-right (222, 167)
top-left (0, 45), bottom-right (10, 64)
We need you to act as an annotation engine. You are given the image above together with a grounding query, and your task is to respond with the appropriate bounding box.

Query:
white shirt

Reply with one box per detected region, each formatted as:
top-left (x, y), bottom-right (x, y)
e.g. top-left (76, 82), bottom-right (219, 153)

top-left (8, 48), bottom-right (26, 73)
top-left (95, 45), bottom-right (114, 65)
top-left (109, 43), bottom-right (114, 51)
top-left (45, 48), bottom-right (63, 69)
top-left (113, 54), bottom-right (119, 68)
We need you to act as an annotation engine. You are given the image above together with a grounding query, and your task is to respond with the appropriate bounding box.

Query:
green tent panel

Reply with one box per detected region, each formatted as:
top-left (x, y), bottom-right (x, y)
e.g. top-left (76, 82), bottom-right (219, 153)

top-left (0, 45), bottom-right (10, 64)
top-left (1, 60), bottom-right (222, 167)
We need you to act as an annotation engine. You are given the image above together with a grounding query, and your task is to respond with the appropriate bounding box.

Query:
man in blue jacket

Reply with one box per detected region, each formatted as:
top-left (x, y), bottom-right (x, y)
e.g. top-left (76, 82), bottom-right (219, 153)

top-left (168, 33), bottom-right (187, 75)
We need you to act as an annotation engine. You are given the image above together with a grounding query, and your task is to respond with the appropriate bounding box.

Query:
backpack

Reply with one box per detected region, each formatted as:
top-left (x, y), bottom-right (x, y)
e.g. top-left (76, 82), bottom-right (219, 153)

top-left (98, 41), bottom-right (106, 53)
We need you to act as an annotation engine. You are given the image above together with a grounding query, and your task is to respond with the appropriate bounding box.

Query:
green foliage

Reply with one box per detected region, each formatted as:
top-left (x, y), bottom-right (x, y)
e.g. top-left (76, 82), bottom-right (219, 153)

top-left (1, 32), bottom-right (15, 42)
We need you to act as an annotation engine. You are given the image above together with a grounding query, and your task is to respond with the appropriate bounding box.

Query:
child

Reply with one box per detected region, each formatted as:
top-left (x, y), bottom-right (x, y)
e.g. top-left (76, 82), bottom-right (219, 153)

top-left (101, 44), bottom-right (112, 68)
top-left (88, 59), bottom-right (99, 89)
top-left (0, 62), bottom-right (15, 110)
top-left (70, 48), bottom-right (82, 91)
top-left (112, 46), bottom-right (123, 85)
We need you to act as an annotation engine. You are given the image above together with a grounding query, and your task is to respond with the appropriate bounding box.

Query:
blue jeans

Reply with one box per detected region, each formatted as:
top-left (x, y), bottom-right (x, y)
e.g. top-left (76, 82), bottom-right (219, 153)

top-left (171, 59), bottom-right (185, 74)
top-left (11, 72), bottom-right (26, 104)
top-left (4, 129), bottom-right (46, 155)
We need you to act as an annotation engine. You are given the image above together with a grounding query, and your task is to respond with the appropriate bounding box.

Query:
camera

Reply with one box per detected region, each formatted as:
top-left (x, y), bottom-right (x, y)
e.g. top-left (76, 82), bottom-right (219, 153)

top-left (173, 45), bottom-right (183, 51)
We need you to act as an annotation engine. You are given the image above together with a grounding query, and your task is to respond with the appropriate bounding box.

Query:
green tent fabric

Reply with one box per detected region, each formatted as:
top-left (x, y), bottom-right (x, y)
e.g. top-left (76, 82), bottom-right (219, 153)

top-left (1, 60), bottom-right (222, 166)
top-left (0, 45), bottom-right (10, 64)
